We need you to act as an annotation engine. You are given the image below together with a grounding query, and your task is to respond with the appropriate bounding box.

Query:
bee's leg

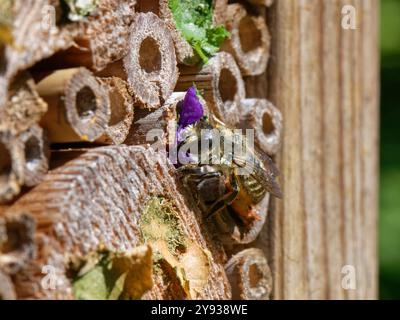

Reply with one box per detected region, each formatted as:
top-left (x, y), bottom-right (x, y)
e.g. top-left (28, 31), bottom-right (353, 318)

top-left (205, 173), bottom-right (240, 220)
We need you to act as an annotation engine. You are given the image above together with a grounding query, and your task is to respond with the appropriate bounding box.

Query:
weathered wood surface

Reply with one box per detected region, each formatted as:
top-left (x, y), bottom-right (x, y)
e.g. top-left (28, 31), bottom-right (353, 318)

top-left (3, 146), bottom-right (231, 299)
top-left (248, 0), bottom-right (379, 300)
top-left (0, 0), bottom-right (379, 300)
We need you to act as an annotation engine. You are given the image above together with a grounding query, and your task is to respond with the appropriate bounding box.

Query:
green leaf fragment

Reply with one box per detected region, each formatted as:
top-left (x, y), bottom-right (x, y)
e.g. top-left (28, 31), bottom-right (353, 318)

top-left (62, 0), bottom-right (97, 22)
top-left (72, 246), bottom-right (153, 300)
top-left (169, 0), bottom-right (230, 64)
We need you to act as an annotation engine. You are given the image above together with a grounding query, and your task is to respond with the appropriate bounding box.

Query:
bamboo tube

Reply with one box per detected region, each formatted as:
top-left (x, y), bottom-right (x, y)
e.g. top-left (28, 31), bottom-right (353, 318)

top-left (7, 146), bottom-right (231, 300)
top-left (0, 131), bottom-right (24, 203)
top-left (77, 0), bottom-right (137, 71)
top-left (18, 125), bottom-right (49, 187)
top-left (239, 99), bottom-right (282, 156)
top-left (97, 13), bottom-right (178, 110)
top-left (0, 123), bottom-right (49, 201)
top-left (176, 52), bottom-right (245, 128)
top-left (221, 4), bottom-right (271, 76)
top-left (37, 68), bottom-right (109, 143)
top-left (225, 248), bottom-right (272, 300)
top-left (135, 0), bottom-right (227, 65)
top-left (0, 0), bottom-right (78, 108)
top-left (0, 211), bottom-right (36, 275)
top-left (37, 68), bottom-right (133, 144)
top-left (136, 0), bottom-right (194, 65)
top-left (0, 269), bottom-right (16, 300)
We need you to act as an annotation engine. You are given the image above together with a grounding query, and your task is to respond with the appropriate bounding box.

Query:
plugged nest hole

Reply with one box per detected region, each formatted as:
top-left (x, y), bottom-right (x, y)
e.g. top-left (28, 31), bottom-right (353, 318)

top-left (24, 136), bottom-right (41, 170)
top-left (108, 90), bottom-right (127, 126)
top-left (0, 142), bottom-right (12, 185)
top-left (218, 68), bottom-right (238, 103)
top-left (248, 263), bottom-right (263, 288)
top-left (76, 86), bottom-right (97, 119)
top-left (239, 16), bottom-right (262, 53)
top-left (262, 112), bottom-right (275, 135)
top-left (139, 37), bottom-right (162, 74)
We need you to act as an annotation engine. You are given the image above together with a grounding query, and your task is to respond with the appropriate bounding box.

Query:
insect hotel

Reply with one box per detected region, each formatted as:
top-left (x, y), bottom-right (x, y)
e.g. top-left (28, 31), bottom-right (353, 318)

top-left (0, 0), bottom-right (379, 300)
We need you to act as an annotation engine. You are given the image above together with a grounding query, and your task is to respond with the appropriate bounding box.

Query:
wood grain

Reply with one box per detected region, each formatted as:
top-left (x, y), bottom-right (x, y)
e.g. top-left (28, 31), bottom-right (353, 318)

top-left (255, 0), bottom-right (379, 300)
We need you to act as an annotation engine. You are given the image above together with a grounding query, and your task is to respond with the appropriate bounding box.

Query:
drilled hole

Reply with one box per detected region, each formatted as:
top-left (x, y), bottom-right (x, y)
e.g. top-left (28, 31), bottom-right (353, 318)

top-left (76, 86), bottom-right (97, 119)
top-left (262, 112), bottom-right (274, 135)
top-left (139, 37), bottom-right (162, 73)
top-left (108, 91), bottom-right (127, 126)
top-left (248, 263), bottom-right (263, 288)
top-left (218, 68), bottom-right (238, 103)
top-left (0, 142), bottom-right (12, 185)
top-left (24, 136), bottom-right (41, 171)
top-left (239, 16), bottom-right (262, 53)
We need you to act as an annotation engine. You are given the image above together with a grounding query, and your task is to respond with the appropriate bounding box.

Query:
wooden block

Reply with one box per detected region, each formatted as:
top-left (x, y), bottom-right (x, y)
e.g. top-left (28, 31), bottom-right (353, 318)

top-left (6, 146), bottom-right (231, 300)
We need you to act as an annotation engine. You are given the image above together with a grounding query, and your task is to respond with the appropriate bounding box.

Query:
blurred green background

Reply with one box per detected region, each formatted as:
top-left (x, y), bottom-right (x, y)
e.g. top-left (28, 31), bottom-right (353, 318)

top-left (380, 0), bottom-right (400, 299)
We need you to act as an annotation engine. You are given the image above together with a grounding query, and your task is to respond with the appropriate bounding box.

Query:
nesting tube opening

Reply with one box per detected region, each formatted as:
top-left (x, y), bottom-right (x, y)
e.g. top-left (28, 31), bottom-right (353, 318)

top-left (123, 12), bottom-right (178, 109)
top-left (239, 99), bottom-right (282, 156)
top-left (211, 52), bottom-right (246, 126)
top-left (218, 68), bottom-right (238, 103)
top-left (215, 192), bottom-right (270, 244)
top-left (248, 263), bottom-right (264, 288)
top-left (24, 136), bottom-right (41, 170)
top-left (139, 37), bottom-right (162, 74)
top-left (239, 16), bottom-right (263, 53)
top-left (65, 68), bottom-right (110, 142)
top-left (223, 4), bottom-right (270, 76)
top-left (75, 86), bottom-right (97, 120)
top-left (0, 213), bottom-right (36, 274)
top-left (262, 112), bottom-right (275, 135)
top-left (225, 248), bottom-right (272, 300)
top-left (20, 125), bottom-right (49, 187)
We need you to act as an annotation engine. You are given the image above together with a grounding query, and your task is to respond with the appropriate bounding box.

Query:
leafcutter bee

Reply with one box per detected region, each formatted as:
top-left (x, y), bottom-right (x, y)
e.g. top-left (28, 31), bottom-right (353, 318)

top-left (177, 116), bottom-right (282, 224)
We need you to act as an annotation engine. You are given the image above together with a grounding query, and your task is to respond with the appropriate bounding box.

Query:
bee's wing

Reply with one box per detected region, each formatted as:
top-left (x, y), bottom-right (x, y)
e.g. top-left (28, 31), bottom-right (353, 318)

top-left (253, 145), bottom-right (281, 177)
top-left (232, 148), bottom-right (283, 199)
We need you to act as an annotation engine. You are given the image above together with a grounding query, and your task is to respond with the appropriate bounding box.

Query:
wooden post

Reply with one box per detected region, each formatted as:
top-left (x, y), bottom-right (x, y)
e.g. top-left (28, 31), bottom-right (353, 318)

top-left (250, 0), bottom-right (379, 300)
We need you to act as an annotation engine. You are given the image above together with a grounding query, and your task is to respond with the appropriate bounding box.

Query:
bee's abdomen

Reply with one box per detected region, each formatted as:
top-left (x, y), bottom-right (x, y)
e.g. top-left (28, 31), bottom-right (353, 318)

top-left (240, 175), bottom-right (266, 204)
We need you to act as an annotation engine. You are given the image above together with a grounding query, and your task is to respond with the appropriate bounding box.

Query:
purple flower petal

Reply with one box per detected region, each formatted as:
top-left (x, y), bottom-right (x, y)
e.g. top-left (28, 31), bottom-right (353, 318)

top-left (178, 86), bottom-right (204, 128)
